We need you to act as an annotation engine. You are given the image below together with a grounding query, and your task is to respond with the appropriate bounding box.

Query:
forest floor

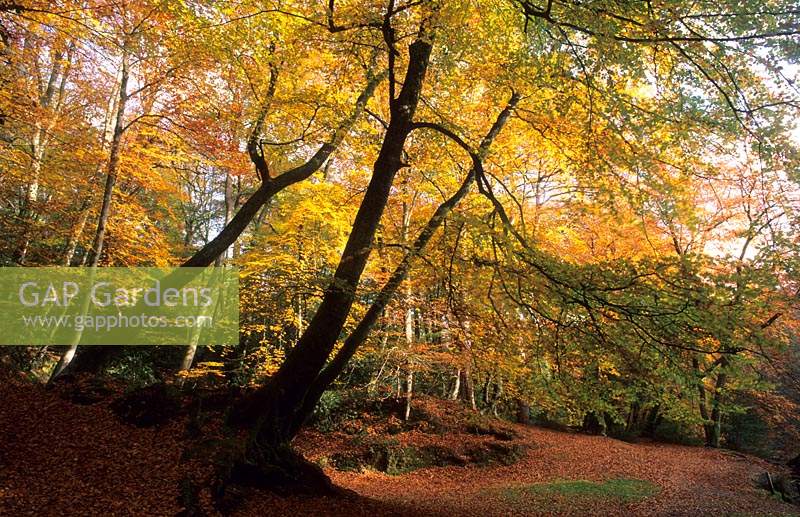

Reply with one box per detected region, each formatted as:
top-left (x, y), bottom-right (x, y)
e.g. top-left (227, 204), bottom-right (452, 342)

top-left (0, 373), bottom-right (797, 517)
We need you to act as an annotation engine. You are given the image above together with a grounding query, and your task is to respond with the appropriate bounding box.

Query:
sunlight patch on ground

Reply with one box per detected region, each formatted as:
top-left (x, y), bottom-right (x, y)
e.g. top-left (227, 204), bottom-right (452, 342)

top-left (491, 477), bottom-right (659, 511)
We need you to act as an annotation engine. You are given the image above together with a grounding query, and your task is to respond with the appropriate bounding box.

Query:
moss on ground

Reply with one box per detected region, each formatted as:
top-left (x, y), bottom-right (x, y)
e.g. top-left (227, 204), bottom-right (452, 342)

top-left (325, 437), bottom-right (527, 475)
top-left (493, 478), bottom-right (659, 511)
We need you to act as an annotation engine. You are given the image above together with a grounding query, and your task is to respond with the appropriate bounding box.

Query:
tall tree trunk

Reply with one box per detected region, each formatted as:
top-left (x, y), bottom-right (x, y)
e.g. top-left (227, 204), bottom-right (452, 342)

top-left (403, 368), bottom-right (414, 421)
top-left (459, 361), bottom-right (477, 411)
top-left (63, 201), bottom-right (90, 266)
top-left (401, 199), bottom-right (414, 420)
top-left (516, 399), bottom-right (531, 425)
top-left (215, 170), bottom-right (235, 266)
top-left (86, 52), bottom-right (128, 267)
top-left (450, 369), bottom-right (461, 400)
top-left (48, 53), bottom-right (128, 382)
top-left (227, 36), bottom-right (433, 491)
top-left (693, 355), bottom-right (725, 447)
top-left (14, 45), bottom-right (71, 263)
top-left (708, 357), bottom-right (728, 448)
top-left (183, 170), bottom-right (237, 373)
top-left (490, 379), bottom-right (503, 417)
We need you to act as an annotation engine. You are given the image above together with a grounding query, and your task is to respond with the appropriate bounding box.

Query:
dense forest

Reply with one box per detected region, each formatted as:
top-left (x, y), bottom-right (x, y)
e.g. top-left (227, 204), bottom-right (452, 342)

top-left (1, 0), bottom-right (799, 515)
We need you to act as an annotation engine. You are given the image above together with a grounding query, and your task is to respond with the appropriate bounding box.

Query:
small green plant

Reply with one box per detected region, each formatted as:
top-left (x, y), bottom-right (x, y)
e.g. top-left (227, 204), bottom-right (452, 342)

top-left (106, 351), bottom-right (159, 389)
top-left (310, 390), bottom-right (352, 432)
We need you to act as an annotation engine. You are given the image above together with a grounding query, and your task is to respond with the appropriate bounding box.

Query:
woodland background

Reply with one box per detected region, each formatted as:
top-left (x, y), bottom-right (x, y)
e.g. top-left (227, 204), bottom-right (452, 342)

top-left (1, 0), bottom-right (800, 512)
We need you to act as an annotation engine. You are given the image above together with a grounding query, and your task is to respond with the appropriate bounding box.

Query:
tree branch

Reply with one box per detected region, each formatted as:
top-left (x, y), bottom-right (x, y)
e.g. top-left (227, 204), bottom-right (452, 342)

top-left (294, 92), bottom-right (520, 428)
top-left (182, 68), bottom-right (386, 267)
top-left (246, 61), bottom-right (279, 181)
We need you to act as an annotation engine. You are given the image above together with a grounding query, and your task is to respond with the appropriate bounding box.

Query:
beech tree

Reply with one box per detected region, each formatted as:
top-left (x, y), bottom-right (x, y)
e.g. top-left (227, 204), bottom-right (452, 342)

top-left (217, 0), bottom-right (798, 488)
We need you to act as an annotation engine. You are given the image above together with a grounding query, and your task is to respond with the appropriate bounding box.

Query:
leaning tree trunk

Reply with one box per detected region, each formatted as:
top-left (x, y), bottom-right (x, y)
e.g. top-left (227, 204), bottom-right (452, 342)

top-left (86, 51), bottom-right (128, 268)
top-left (227, 36), bottom-right (434, 492)
top-left (47, 52), bottom-right (129, 383)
